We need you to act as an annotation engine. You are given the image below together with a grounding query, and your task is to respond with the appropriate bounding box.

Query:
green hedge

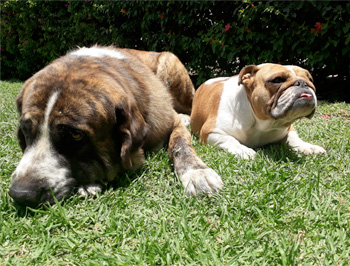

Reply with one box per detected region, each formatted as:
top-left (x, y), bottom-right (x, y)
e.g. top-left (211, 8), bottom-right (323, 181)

top-left (1, 0), bottom-right (349, 89)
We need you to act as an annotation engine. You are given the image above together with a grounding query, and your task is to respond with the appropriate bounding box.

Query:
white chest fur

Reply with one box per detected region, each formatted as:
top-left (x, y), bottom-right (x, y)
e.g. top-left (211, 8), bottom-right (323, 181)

top-left (212, 76), bottom-right (289, 148)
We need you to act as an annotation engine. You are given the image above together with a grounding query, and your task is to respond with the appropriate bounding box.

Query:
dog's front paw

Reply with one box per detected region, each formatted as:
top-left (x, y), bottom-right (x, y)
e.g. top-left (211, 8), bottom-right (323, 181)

top-left (294, 143), bottom-right (326, 155)
top-left (178, 113), bottom-right (191, 126)
top-left (181, 168), bottom-right (223, 195)
top-left (227, 145), bottom-right (256, 159)
top-left (77, 184), bottom-right (102, 197)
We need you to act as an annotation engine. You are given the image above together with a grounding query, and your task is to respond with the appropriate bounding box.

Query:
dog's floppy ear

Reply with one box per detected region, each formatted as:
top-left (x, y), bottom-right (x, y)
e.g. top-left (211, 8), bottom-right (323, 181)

top-left (16, 78), bottom-right (35, 115)
top-left (115, 101), bottom-right (149, 170)
top-left (16, 87), bottom-right (25, 115)
top-left (238, 65), bottom-right (259, 87)
top-left (15, 86), bottom-right (26, 151)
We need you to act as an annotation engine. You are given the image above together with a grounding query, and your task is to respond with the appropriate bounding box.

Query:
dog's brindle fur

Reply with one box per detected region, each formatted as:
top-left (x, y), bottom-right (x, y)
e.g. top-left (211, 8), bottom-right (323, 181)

top-left (10, 46), bottom-right (222, 206)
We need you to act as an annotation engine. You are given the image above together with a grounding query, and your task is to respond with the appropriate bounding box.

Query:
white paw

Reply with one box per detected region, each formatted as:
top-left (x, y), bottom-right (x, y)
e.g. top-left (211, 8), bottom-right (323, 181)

top-left (181, 168), bottom-right (223, 195)
top-left (227, 145), bottom-right (256, 159)
top-left (77, 184), bottom-right (102, 197)
top-left (178, 114), bottom-right (191, 126)
top-left (293, 143), bottom-right (326, 155)
top-left (207, 133), bottom-right (256, 159)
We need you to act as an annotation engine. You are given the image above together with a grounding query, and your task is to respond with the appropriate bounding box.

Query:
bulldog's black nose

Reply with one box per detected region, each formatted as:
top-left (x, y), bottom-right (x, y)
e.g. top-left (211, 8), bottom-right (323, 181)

top-left (294, 80), bottom-right (308, 87)
top-left (9, 183), bottom-right (43, 207)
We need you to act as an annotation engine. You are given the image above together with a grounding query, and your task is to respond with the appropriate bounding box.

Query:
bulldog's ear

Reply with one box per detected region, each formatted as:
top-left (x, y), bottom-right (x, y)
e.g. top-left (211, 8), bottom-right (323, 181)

top-left (238, 65), bottom-right (259, 86)
top-left (115, 101), bottom-right (149, 170)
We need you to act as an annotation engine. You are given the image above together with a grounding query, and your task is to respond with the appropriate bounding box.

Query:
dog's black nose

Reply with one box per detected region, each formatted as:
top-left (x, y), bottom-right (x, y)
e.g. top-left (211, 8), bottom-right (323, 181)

top-left (294, 80), bottom-right (308, 87)
top-left (9, 183), bottom-right (43, 207)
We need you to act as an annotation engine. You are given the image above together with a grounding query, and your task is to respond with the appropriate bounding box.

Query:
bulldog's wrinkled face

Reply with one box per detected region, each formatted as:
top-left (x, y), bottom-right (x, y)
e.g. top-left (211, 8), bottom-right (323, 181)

top-left (239, 64), bottom-right (317, 122)
top-left (10, 55), bottom-right (142, 207)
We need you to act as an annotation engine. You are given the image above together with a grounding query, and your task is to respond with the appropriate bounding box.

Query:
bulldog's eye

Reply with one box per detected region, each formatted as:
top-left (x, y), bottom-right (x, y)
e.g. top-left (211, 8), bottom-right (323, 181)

top-left (270, 77), bottom-right (286, 84)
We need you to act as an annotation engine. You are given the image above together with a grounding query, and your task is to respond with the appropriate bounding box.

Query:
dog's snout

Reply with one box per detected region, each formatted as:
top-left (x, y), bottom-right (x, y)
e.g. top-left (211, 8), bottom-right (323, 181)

top-left (293, 80), bottom-right (308, 87)
top-left (9, 183), bottom-right (44, 207)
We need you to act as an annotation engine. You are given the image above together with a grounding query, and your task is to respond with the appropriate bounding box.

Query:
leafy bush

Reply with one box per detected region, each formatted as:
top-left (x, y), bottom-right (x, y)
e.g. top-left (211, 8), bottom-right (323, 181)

top-left (1, 0), bottom-right (349, 96)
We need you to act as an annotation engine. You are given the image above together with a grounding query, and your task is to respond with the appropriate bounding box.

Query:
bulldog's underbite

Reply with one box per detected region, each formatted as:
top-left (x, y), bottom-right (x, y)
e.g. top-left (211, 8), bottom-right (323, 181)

top-left (9, 46), bottom-right (223, 207)
top-left (191, 63), bottom-right (326, 159)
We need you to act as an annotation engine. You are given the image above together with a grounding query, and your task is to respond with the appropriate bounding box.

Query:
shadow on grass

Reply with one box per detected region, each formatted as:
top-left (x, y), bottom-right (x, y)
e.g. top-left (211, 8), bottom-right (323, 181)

top-left (108, 168), bottom-right (145, 190)
top-left (257, 143), bottom-right (306, 164)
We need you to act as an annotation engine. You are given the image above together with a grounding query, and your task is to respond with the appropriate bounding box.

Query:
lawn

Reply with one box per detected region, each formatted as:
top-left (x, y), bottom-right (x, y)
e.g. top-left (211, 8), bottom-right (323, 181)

top-left (0, 80), bottom-right (349, 265)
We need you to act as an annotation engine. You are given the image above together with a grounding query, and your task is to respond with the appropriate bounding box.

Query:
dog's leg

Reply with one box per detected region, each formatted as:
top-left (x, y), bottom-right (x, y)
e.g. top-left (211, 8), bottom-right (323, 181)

top-left (168, 115), bottom-right (223, 195)
top-left (206, 131), bottom-right (256, 159)
top-left (156, 52), bottom-right (195, 115)
top-left (285, 130), bottom-right (326, 155)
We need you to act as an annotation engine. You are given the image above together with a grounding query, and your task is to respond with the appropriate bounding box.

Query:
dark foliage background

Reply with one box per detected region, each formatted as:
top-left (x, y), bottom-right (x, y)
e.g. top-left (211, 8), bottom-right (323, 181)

top-left (1, 0), bottom-right (349, 101)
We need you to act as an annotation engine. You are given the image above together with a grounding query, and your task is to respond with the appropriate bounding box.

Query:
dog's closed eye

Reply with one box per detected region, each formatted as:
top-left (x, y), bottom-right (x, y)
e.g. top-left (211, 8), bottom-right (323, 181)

top-left (269, 77), bottom-right (286, 84)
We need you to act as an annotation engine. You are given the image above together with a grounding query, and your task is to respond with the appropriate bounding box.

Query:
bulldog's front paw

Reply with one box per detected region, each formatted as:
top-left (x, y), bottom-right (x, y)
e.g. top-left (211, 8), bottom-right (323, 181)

top-left (207, 134), bottom-right (256, 159)
top-left (181, 168), bottom-right (223, 195)
top-left (227, 145), bottom-right (256, 159)
top-left (293, 142), bottom-right (326, 155)
top-left (77, 184), bottom-right (102, 197)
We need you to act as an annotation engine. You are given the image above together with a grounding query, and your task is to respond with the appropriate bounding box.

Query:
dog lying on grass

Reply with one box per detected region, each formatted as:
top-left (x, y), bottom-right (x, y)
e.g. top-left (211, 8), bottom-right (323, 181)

top-left (191, 63), bottom-right (326, 159)
top-left (10, 46), bottom-right (223, 207)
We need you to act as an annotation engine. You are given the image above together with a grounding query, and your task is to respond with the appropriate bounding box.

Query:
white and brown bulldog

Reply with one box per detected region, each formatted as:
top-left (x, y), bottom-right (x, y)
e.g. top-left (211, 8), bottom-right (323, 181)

top-left (191, 63), bottom-right (326, 159)
top-left (10, 46), bottom-right (223, 207)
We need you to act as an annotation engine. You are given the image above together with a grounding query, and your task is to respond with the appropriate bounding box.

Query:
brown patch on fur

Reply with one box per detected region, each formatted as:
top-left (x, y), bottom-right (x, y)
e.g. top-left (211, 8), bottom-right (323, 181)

top-left (288, 124), bottom-right (296, 132)
top-left (190, 79), bottom-right (226, 144)
top-left (123, 49), bottom-right (195, 114)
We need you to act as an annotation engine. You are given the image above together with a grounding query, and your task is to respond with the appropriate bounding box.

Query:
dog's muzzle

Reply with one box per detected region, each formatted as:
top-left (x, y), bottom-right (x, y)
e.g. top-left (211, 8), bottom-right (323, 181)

top-left (270, 80), bottom-right (316, 120)
top-left (9, 141), bottom-right (77, 207)
top-left (9, 175), bottom-right (76, 207)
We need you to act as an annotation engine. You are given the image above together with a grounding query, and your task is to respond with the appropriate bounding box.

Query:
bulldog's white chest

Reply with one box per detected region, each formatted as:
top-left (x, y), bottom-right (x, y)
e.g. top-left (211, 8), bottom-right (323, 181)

top-left (213, 77), bottom-right (289, 148)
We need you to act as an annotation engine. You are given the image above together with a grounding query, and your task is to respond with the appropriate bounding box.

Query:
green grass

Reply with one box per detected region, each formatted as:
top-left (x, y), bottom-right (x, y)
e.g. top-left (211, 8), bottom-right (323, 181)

top-left (1, 80), bottom-right (349, 265)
